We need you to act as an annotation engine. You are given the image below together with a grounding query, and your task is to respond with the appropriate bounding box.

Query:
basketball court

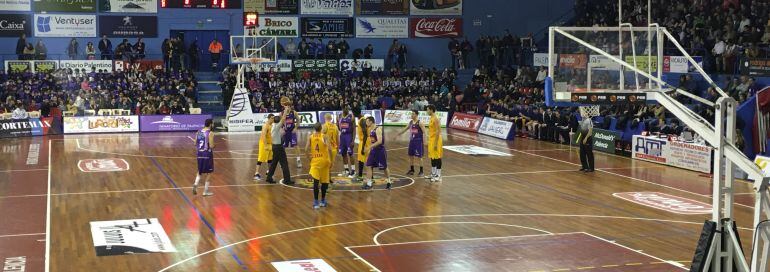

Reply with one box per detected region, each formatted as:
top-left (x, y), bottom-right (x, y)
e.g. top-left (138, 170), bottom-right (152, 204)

top-left (0, 127), bottom-right (759, 271)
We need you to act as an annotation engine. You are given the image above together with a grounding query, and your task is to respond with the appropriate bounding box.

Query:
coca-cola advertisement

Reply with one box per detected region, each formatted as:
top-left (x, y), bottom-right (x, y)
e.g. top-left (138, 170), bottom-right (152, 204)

top-left (410, 17), bottom-right (463, 38)
top-left (410, 0), bottom-right (462, 15)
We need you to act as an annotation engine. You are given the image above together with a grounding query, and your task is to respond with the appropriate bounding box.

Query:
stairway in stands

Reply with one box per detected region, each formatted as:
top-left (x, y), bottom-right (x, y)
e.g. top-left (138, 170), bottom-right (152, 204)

top-left (195, 72), bottom-right (226, 116)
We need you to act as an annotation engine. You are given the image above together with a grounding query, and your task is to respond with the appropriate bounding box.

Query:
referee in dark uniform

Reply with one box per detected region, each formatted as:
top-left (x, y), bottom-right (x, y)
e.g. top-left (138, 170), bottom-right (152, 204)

top-left (265, 108), bottom-right (294, 184)
top-left (578, 114), bottom-right (594, 172)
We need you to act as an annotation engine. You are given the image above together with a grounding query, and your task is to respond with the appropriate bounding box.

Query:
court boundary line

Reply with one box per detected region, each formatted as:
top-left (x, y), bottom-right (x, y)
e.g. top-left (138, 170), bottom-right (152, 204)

top-left (156, 213), bottom-right (750, 271)
top-left (0, 232), bottom-right (46, 238)
top-left (449, 133), bottom-right (749, 207)
top-left (343, 246), bottom-right (381, 272)
top-left (371, 221), bottom-right (553, 245)
top-left (581, 232), bottom-right (687, 269)
top-left (0, 168), bottom-right (47, 173)
top-left (45, 139), bottom-right (51, 272)
top-left (0, 183), bottom-right (278, 199)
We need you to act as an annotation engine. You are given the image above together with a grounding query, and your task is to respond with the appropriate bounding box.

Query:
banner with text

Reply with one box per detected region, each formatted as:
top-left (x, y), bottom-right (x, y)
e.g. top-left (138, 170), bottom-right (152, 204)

top-left (99, 15), bottom-right (158, 37)
top-left (410, 0), bottom-right (461, 15)
top-left (409, 17), bottom-right (462, 38)
top-left (140, 115), bottom-right (212, 132)
top-left (294, 59), bottom-right (339, 73)
top-left (355, 17), bottom-right (408, 38)
top-left (383, 110), bottom-right (447, 127)
top-left (265, 0), bottom-right (298, 14)
top-left (0, 118), bottom-right (59, 138)
top-left (741, 58), bottom-right (770, 77)
top-left (339, 59), bottom-right (384, 72)
top-left (448, 112), bottom-right (482, 132)
top-left (301, 0), bottom-right (353, 16)
top-left (300, 17), bottom-right (354, 38)
top-left (478, 117), bottom-right (514, 140)
top-left (254, 16), bottom-right (298, 37)
top-left (357, 0), bottom-right (407, 15)
top-left (316, 110), bottom-right (383, 126)
top-left (34, 14), bottom-right (96, 37)
top-left (115, 59), bottom-right (163, 71)
top-left (663, 56), bottom-right (703, 73)
top-left (34, 0), bottom-right (96, 12)
top-left (533, 53), bottom-right (553, 67)
top-left (632, 135), bottom-right (712, 173)
top-left (592, 128), bottom-right (620, 154)
top-left (252, 59), bottom-right (293, 72)
top-left (63, 115), bottom-right (139, 134)
top-left (5, 60), bottom-right (60, 73)
top-left (625, 56), bottom-right (658, 73)
top-left (243, 0), bottom-right (265, 13)
top-left (0, 14), bottom-right (31, 37)
top-left (559, 54), bottom-right (587, 69)
top-left (227, 87), bottom-right (256, 132)
top-left (60, 60), bottom-right (114, 72)
top-left (100, 0), bottom-right (157, 13)
top-left (0, 0), bottom-right (30, 11)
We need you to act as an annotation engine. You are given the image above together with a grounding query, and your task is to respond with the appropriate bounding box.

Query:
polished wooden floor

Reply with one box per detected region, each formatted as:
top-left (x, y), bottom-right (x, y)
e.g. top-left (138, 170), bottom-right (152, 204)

top-left (0, 127), bottom-right (759, 271)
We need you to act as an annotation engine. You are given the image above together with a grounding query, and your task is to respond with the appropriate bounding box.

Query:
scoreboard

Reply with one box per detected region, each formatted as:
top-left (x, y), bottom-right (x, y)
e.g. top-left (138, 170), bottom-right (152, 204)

top-left (161, 0), bottom-right (242, 9)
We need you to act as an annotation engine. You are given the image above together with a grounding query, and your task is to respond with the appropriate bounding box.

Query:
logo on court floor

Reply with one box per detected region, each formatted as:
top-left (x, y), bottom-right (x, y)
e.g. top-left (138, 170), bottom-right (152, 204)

top-left (78, 158), bottom-right (130, 172)
top-left (271, 259), bottom-right (337, 272)
top-left (613, 192), bottom-right (712, 214)
top-left (90, 218), bottom-right (176, 256)
top-left (443, 145), bottom-right (511, 156)
top-left (283, 174), bottom-right (412, 191)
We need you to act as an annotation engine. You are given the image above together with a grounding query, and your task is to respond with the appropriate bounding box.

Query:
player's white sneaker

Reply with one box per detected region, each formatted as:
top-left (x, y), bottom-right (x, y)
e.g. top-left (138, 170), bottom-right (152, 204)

top-left (202, 191), bottom-right (214, 197)
top-left (423, 174), bottom-right (433, 179)
top-left (337, 170), bottom-right (347, 177)
top-left (296, 157), bottom-right (302, 168)
top-left (431, 176), bottom-right (442, 183)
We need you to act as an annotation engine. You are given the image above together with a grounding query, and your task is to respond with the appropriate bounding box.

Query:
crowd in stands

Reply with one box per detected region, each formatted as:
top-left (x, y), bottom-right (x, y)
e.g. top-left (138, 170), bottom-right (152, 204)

top-left (0, 67), bottom-right (198, 118)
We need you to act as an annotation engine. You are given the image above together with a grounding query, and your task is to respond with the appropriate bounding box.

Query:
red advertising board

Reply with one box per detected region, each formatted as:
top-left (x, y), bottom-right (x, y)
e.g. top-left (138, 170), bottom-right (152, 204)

top-left (559, 54), bottom-right (587, 69)
top-left (448, 113), bottom-right (483, 132)
top-left (410, 18), bottom-right (462, 38)
top-left (115, 59), bottom-right (164, 72)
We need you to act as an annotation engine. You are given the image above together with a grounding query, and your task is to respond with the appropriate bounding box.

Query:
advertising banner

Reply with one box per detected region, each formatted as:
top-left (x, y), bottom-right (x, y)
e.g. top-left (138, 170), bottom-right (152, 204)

top-left (409, 18), bottom-right (462, 38)
top-left (410, 0), bottom-right (461, 15)
top-left (625, 56), bottom-right (658, 72)
top-left (0, 118), bottom-right (59, 138)
top-left (559, 54), bottom-right (587, 69)
top-left (98, 15), bottom-right (158, 37)
top-left (100, 0), bottom-right (157, 13)
top-left (4, 60), bottom-right (32, 73)
top-left (114, 59), bottom-right (163, 71)
top-left (300, 17), bottom-right (354, 38)
top-left (293, 59), bottom-right (339, 73)
top-left (139, 115), bottom-right (213, 132)
top-left (34, 14), bottom-right (96, 37)
top-left (0, 14), bottom-right (31, 37)
top-left (296, 111), bottom-right (318, 128)
top-left (63, 115), bottom-right (140, 134)
top-left (339, 59), bottom-right (384, 72)
top-left (357, 0), bottom-right (407, 15)
top-left (34, 0), bottom-right (96, 12)
top-left (243, 0), bottom-right (265, 13)
top-left (570, 92), bottom-right (646, 105)
top-left (632, 135), bottom-right (712, 173)
top-left (478, 117), bottom-right (514, 140)
top-left (448, 112), bottom-right (482, 132)
top-left (33, 60), bottom-right (58, 73)
top-left (355, 17), bottom-right (408, 39)
top-left (443, 145), bottom-right (511, 156)
top-left (533, 53), bottom-right (552, 67)
top-left (253, 16), bottom-right (298, 37)
top-left (90, 218), bottom-right (175, 256)
top-left (227, 87), bottom-right (256, 132)
top-left (0, 0), bottom-right (30, 11)
top-left (301, 0), bottom-right (353, 16)
top-left (59, 60), bottom-right (114, 72)
top-left (252, 59), bottom-right (293, 72)
top-left (272, 259), bottom-right (337, 272)
top-left (316, 110), bottom-right (383, 126)
top-left (265, 0), bottom-right (298, 14)
top-left (383, 110), bottom-right (447, 127)
top-left (592, 128), bottom-right (620, 154)
top-left (588, 54), bottom-right (621, 70)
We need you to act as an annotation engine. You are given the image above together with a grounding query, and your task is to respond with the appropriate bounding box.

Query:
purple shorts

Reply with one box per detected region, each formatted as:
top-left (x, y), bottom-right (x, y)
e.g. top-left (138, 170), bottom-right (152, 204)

top-left (408, 140), bottom-right (424, 158)
top-left (282, 131), bottom-right (297, 147)
top-left (197, 151), bottom-right (214, 174)
top-left (338, 134), bottom-right (353, 155)
top-left (366, 148), bottom-right (387, 169)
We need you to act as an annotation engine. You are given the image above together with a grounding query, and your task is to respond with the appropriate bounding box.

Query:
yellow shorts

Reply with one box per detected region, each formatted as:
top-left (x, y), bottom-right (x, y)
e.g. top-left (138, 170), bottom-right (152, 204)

top-left (357, 145), bottom-right (369, 163)
top-left (428, 138), bottom-right (443, 159)
top-left (309, 159), bottom-right (331, 183)
top-left (257, 146), bottom-right (272, 163)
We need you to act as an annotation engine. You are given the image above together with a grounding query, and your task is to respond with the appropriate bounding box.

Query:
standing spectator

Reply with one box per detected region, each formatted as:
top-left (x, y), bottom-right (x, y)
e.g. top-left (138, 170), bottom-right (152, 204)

top-left (15, 34), bottom-right (26, 60)
top-left (460, 38), bottom-right (473, 69)
top-left (134, 38), bottom-right (146, 60)
top-left (448, 38), bottom-right (460, 69)
top-left (67, 38), bottom-right (79, 60)
top-left (85, 42), bottom-right (96, 60)
top-left (285, 39), bottom-right (298, 59)
top-left (35, 40), bottom-right (47, 60)
top-left (175, 37), bottom-right (186, 70)
top-left (364, 44), bottom-right (374, 59)
top-left (98, 35), bottom-right (112, 60)
top-left (338, 39), bottom-right (349, 58)
top-left (208, 39), bottom-right (223, 71)
top-left (299, 38), bottom-right (309, 59)
top-left (188, 40), bottom-right (200, 71)
top-left (316, 38), bottom-right (325, 59)
top-left (397, 44), bottom-right (408, 69)
top-left (162, 38), bottom-right (171, 70)
top-left (23, 43), bottom-right (34, 60)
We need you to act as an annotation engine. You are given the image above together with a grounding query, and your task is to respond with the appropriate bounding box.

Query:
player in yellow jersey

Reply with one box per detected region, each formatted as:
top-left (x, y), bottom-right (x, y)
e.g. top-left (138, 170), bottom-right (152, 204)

top-left (322, 113), bottom-right (340, 175)
top-left (426, 105), bottom-right (443, 182)
top-left (353, 110), bottom-right (371, 182)
top-left (254, 114), bottom-right (275, 181)
top-left (307, 123), bottom-right (332, 209)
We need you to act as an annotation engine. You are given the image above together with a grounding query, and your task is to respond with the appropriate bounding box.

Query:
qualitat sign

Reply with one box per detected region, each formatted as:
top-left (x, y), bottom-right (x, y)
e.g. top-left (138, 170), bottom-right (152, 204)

top-left (356, 17), bottom-right (408, 39)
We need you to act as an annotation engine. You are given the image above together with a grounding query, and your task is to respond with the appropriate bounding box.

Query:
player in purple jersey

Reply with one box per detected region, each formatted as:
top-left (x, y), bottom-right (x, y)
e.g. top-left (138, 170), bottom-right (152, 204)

top-left (337, 107), bottom-right (356, 178)
top-left (193, 119), bottom-right (215, 196)
top-left (398, 110), bottom-right (426, 176)
top-left (363, 116), bottom-right (392, 190)
top-left (282, 104), bottom-right (303, 168)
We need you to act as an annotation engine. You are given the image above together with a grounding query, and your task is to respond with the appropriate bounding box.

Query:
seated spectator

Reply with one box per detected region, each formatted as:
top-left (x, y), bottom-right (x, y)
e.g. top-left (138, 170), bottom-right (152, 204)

top-left (11, 103), bottom-right (28, 119)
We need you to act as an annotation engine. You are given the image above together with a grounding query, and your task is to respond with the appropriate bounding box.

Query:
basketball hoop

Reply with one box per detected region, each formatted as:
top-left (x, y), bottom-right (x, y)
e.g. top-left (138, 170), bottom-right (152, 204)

top-left (579, 105), bottom-right (600, 119)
